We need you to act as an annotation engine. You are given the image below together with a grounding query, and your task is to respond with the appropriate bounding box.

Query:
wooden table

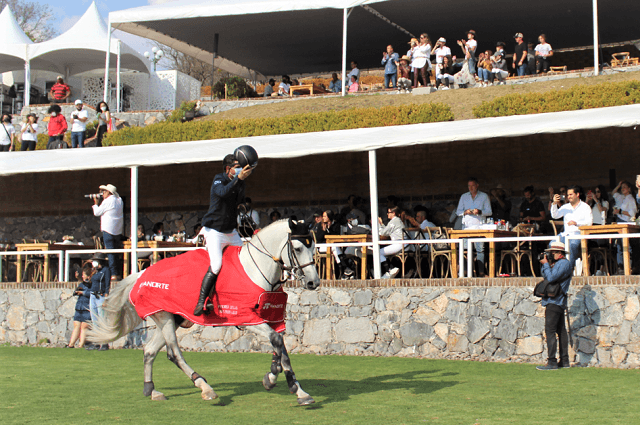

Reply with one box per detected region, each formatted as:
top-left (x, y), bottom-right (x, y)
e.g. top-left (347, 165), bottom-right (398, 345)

top-left (324, 234), bottom-right (371, 279)
top-left (579, 224), bottom-right (640, 276)
top-left (123, 240), bottom-right (196, 277)
top-left (449, 229), bottom-right (517, 278)
top-left (14, 242), bottom-right (92, 282)
top-left (291, 84), bottom-right (328, 96)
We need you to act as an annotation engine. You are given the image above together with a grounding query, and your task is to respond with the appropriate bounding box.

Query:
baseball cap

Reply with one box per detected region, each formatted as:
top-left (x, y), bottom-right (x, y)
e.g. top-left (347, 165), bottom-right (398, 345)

top-left (74, 99), bottom-right (83, 105)
top-left (514, 33), bottom-right (523, 39)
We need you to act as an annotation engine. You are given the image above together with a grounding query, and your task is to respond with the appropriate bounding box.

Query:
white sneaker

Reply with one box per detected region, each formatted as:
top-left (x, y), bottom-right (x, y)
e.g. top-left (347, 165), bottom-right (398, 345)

top-left (388, 267), bottom-right (400, 278)
top-left (441, 86), bottom-right (450, 90)
top-left (381, 271), bottom-right (391, 279)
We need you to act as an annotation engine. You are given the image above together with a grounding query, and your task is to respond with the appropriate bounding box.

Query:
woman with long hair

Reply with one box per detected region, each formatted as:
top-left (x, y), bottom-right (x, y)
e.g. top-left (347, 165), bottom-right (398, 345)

top-left (20, 113), bottom-right (38, 151)
top-left (95, 101), bottom-right (111, 147)
top-left (586, 184), bottom-right (610, 225)
top-left (411, 33), bottom-right (432, 88)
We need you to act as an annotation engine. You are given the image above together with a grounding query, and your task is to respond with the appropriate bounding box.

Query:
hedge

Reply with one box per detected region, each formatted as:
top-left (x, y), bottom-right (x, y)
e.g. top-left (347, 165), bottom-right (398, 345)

top-left (102, 103), bottom-right (454, 146)
top-left (472, 80), bottom-right (640, 118)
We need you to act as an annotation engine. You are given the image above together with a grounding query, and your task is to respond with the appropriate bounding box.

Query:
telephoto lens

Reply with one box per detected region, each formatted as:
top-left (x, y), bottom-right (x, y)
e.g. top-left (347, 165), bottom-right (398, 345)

top-left (84, 194), bottom-right (103, 198)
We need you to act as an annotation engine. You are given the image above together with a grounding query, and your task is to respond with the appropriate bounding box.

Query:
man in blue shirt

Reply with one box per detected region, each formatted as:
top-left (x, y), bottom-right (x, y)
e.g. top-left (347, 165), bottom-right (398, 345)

top-left (537, 241), bottom-right (573, 370)
top-left (381, 45), bottom-right (400, 89)
top-left (347, 61), bottom-right (360, 88)
top-left (456, 177), bottom-right (492, 276)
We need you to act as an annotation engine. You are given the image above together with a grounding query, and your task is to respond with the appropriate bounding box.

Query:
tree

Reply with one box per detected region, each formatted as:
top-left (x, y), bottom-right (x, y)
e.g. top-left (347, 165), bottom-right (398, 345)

top-left (156, 44), bottom-right (229, 85)
top-left (0, 0), bottom-right (56, 42)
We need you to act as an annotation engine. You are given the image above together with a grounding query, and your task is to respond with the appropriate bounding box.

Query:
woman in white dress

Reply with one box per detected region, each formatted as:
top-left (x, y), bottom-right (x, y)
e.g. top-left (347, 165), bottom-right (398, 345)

top-left (411, 33), bottom-right (432, 88)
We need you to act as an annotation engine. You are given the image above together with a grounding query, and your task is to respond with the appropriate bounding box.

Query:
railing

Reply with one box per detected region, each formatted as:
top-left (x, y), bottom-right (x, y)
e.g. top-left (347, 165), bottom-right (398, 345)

top-left (0, 250), bottom-right (63, 283)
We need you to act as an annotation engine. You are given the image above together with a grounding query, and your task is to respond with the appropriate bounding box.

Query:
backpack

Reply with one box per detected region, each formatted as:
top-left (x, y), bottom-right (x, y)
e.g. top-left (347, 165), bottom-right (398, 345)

top-left (533, 279), bottom-right (563, 298)
top-left (47, 139), bottom-right (69, 149)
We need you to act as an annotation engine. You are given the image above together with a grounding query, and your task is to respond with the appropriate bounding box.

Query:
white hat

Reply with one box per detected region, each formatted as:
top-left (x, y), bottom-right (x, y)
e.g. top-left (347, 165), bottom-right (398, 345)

top-left (99, 184), bottom-right (119, 197)
top-left (438, 37), bottom-right (446, 42)
top-left (74, 99), bottom-right (83, 105)
top-left (545, 241), bottom-right (566, 252)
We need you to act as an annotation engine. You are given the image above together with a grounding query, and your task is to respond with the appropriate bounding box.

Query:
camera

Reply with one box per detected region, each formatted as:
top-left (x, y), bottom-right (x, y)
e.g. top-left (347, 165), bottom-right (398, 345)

top-left (538, 252), bottom-right (555, 263)
top-left (84, 193), bottom-right (103, 198)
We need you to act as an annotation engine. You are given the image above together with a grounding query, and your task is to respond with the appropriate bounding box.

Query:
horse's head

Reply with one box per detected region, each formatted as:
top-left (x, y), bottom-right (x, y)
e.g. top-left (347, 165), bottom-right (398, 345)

top-left (287, 219), bottom-right (320, 290)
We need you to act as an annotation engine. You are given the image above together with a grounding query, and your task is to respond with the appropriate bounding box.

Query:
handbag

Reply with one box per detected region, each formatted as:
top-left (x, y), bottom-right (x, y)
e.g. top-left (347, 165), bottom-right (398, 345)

top-left (533, 279), bottom-right (563, 298)
top-left (2, 123), bottom-right (12, 150)
top-left (432, 229), bottom-right (449, 250)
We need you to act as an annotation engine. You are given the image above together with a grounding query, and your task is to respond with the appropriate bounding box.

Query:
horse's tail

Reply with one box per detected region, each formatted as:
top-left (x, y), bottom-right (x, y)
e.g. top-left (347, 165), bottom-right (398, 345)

top-left (87, 273), bottom-right (142, 344)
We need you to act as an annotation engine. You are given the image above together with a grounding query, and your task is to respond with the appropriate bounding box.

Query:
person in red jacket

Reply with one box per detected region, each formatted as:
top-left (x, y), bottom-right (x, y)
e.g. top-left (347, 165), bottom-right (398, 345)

top-left (46, 104), bottom-right (67, 149)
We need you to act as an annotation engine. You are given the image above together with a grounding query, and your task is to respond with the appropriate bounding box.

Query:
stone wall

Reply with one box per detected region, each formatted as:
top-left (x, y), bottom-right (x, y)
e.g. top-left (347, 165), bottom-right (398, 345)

top-left (2, 277), bottom-right (640, 368)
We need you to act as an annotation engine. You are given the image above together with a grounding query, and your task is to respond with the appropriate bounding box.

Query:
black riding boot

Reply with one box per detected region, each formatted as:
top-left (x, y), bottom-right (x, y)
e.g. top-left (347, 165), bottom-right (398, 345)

top-left (193, 267), bottom-right (218, 316)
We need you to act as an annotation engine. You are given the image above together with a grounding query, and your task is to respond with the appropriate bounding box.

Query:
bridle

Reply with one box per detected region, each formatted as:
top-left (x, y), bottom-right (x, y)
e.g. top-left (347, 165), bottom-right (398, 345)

top-left (246, 232), bottom-right (316, 289)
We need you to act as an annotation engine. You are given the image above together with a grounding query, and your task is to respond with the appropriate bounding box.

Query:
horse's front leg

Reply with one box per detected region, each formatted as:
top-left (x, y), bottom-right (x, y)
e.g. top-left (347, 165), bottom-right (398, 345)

top-left (156, 312), bottom-right (218, 401)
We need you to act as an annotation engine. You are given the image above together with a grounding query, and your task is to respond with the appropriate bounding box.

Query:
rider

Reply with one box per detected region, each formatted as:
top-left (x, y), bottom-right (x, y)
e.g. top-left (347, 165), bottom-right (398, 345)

top-left (194, 154), bottom-right (253, 316)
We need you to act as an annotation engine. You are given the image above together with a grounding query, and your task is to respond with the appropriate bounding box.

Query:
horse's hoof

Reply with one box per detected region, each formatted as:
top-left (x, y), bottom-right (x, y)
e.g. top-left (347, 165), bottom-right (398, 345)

top-left (202, 389), bottom-right (218, 400)
top-left (297, 396), bottom-right (315, 406)
top-left (262, 373), bottom-right (276, 391)
top-left (151, 390), bottom-right (167, 401)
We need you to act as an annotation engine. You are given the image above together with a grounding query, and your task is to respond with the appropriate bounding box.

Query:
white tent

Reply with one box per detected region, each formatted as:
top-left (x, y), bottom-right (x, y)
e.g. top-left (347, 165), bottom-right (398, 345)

top-left (0, 6), bottom-right (31, 74)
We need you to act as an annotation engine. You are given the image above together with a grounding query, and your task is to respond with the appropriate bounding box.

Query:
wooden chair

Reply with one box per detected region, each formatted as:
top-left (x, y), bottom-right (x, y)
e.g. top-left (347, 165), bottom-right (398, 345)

top-left (409, 228), bottom-right (430, 278)
top-left (548, 66), bottom-right (567, 73)
top-left (311, 231), bottom-right (328, 279)
top-left (588, 244), bottom-right (616, 276)
top-left (551, 220), bottom-right (564, 236)
top-left (20, 238), bottom-right (44, 282)
top-left (92, 235), bottom-right (104, 250)
top-left (426, 227), bottom-right (454, 278)
top-left (499, 225), bottom-right (536, 276)
top-left (611, 52), bottom-right (632, 67)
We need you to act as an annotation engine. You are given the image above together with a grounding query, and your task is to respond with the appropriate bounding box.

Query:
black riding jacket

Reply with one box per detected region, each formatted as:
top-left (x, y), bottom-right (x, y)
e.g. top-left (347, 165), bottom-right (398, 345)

top-left (201, 172), bottom-right (245, 233)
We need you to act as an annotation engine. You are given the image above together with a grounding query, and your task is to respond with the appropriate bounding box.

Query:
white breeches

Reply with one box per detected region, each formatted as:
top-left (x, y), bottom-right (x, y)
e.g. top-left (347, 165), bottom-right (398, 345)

top-left (318, 245), bottom-right (343, 262)
top-left (201, 226), bottom-right (243, 273)
top-left (379, 244), bottom-right (403, 263)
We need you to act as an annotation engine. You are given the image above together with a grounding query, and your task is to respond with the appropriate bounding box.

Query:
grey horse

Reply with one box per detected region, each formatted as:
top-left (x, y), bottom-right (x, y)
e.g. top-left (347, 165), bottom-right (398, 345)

top-left (87, 219), bottom-right (320, 405)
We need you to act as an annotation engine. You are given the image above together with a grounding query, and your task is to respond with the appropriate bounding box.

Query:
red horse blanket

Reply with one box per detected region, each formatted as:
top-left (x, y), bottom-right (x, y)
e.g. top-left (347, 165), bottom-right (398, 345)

top-left (129, 247), bottom-right (287, 332)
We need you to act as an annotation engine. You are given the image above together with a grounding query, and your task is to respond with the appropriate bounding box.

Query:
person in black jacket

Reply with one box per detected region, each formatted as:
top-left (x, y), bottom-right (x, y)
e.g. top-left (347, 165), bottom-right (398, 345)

top-left (87, 253), bottom-right (111, 350)
top-left (194, 154), bottom-right (253, 316)
top-left (66, 265), bottom-right (93, 348)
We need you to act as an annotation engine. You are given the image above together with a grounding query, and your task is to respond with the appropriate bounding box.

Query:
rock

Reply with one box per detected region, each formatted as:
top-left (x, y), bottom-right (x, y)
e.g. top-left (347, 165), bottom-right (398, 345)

top-left (447, 333), bottom-right (469, 353)
top-left (302, 319), bottom-right (332, 345)
top-left (483, 338), bottom-right (499, 356)
top-left (485, 287), bottom-right (502, 304)
top-left (499, 291), bottom-right (515, 311)
top-left (299, 292), bottom-right (318, 306)
top-left (600, 304), bottom-right (623, 326)
top-left (577, 337), bottom-right (596, 354)
top-left (349, 306), bottom-right (372, 317)
top-left (444, 301), bottom-right (466, 324)
top-left (353, 290), bottom-right (372, 305)
top-left (513, 299), bottom-right (537, 317)
top-left (329, 289), bottom-right (351, 306)
top-left (200, 327), bottom-right (225, 341)
top-left (399, 321), bottom-right (433, 346)
top-left (585, 291), bottom-right (604, 314)
top-left (386, 293), bottom-right (410, 311)
top-left (616, 321), bottom-right (631, 345)
top-left (335, 318), bottom-right (374, 343)
top-left (494, 321), bottom-right (518, 343)
top-left (223, 327), bottom-right (242, 345)
top-left (603, 287), bottom-right (626, 304)
top-left (516, 336), bottom-right (543, 356)
top-left (596, 347), bottom-right (611, 366)
top-left (523, 317), bottom-right (544, 337)
top-left (428, 293), bottom-right (448, 314)
top-left (228, 336), bottom-right (252, 351)
top-left (611, 345), bottom-right (627, 365)
top-left (448, 289), bottom-right (470, 302)
top-left (57, 297), bottom-right (76, 318)
top-left (623, 295), bottom-right (640, 321)
top-left (433, 323), bottom-right (448, 342)
top-left (414, 306), bottom-right (440, 326)
top-left (7, 306), bottom-right (26, 331)
top-left (597, 326), bottom-right (618, 347)
top-left (467, 316), bottom-right (490, 344)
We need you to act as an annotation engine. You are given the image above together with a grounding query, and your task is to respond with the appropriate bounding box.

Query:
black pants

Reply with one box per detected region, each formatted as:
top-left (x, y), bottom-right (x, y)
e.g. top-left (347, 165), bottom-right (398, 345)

top-left (545, 304), bottom-right (569, 365)
top-left (21, 140), bottom-right (36, 151)
top-left (0, 144), bottom-right (10, 152)
top-left (537, 57), bottom-right (551, 73)
top-left (95, 124), bottom-right (107, 147)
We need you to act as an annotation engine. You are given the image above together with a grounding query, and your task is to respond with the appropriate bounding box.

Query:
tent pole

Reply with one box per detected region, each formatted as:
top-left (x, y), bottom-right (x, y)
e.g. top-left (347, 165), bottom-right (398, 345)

top-left (103, 17), bottom-right (112, 103)
top-left (341, 8), bottom-right (348, 97)
top-left (593, 0), bottom-right (599, 76)
top-left (368, 150), bottom-right (381, 279)
top-left (116, 40), bottom-right (122, 112)
top-left (130, 166), bottom-right (138, 273)
top-left (212, 33), bottom-right (219, 100)
top-left (24, 60), bottom-right (30, 108)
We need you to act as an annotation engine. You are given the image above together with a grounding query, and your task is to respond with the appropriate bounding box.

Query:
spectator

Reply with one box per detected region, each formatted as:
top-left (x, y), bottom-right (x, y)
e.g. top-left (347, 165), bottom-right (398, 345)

top-left (66, 265), bottom-right (93, 348)
top-left (549, 185), bottom-right (592, 266)
top-left (519, 185), bottom-right (548, 226)
top-left (70, 99), bottom-right (88, 148)
top-left (0, 114), bottom-right (15, 152)
top-left (490, 184), bottom-right (512, 221)
top-left (513, 33), bottom-right (528, 76)
top-left (347, 61), bottom-right (360, 88)
top-left (436, 56), bottom-right (455, 89)
top-left (463, 30), bottom-right (478, 75)
top-left (329, 73), bottom-right (342, 93)
top-left (548, 186), bottom-right (568, 211)
top-left (270, 209), bottom-right (282, 223)
top-left (348, 75), bottom-right (359, 93)
top-left (186, 224), bottom-right (204, 245)
top-left (526, 42), bottom-right (537, 75)
top-left (20, 113), bottom-right (38, 151)
top-left (376, 205), bottom-right (404, 279)
top-left (612, 180), bottom-right (638, 271)
top-left (314, 210), bottom-right (348, 277)
top-left (457, 177), bottom-right (492, 276)
top-left (536, 241), bottom-right (572, 370)
top-left (406, 206), bottom-right (436, 231)
top-left (309, 210), bottom-right (323, 232)
top-left (91, 184), bottom-right (124, 280)
top-left (46, 104), bottom-right (67, 149)
top-left (586, 185), bottom-right (610, 225)
top-left (407, 37), bottom-right (418, 80)
top-left (151, 222), bottom-right (167, 241)
top-left (263, 79), bottom-right (275, 97)
top-left (238, 196), bottom-right (260, 237)
top-left (397, 55), bottom-right (412, 92)
top-left (412, 33), bottom-right (432, 88)
top-left (341, 194), bottom-right (366, 225)
top-left (491, 42), bottom-right (509, 85)
top-left (432, 38), bottom-right (451, 83)
top-left (86, 253), bottom-right (110, 351)
top-left (381, 44), bottom-right (400, 89)
top-left (49, 76), bottom-right (71, 103)
top-left (478, 50), bottom-right (494, 86)
top-left (278, 75), bottom-right (290, 96)
top-left (535, 34), bottom-right (554, 74)
top-left (94, 101), bottom-right (111, 147)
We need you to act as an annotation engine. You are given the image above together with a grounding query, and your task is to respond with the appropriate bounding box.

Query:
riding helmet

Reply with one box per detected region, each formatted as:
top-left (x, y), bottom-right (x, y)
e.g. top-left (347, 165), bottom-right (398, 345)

top-left (234, 145), bottom-right (259, 168)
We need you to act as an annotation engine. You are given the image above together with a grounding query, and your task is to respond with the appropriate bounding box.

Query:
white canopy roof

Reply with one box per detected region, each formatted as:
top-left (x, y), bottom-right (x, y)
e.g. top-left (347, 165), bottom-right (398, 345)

top-left (0, 6), bottom-right (31, 73)
top-left (2, 104), bottom-right (639, 176)
top-left (28, 2), bottom-right (148, 76)
top-left (108, 0), bottom-right (640, 77)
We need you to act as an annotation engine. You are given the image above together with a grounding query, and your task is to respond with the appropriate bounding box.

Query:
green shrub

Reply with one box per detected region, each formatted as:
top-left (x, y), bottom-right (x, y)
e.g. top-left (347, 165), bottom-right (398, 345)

top-left (104, 103), bottom-right (454, 146)
top-left (473, 80), bottom-right (640, 118)
top-left (166, 101), bottom-right (198, 123)
top-left (212, 76), bottom-right (257, 99)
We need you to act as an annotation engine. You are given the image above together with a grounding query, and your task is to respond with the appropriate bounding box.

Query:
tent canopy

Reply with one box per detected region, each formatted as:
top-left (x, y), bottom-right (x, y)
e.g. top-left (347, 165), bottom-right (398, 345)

top-left (1, 104), bottom-right (640, 176)
top-left (29, 2), bottom-right (148, 76)
top-left (0, 6), bottom-right (31, 73)
top-left (109, 0), bottom-right (640, 77)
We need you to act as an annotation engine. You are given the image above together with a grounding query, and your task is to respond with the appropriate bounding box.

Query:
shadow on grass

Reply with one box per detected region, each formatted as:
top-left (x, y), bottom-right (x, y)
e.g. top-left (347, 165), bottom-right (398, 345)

top-left (207, 369), bottom-right (459, 408)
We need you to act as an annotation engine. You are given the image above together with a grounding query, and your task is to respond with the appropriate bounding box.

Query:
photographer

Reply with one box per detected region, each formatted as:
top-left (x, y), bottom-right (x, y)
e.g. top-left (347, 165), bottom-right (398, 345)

top-left (91, 184), bottom-right (124, 280)
top-left (87, 253), bottom-right (110, 351)
top-left (537, 241), bottom-right (572, 370)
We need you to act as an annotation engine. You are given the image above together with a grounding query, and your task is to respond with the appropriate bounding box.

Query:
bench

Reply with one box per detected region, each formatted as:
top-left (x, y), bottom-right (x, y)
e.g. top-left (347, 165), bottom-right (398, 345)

top-left (548, 66), bottom-right (568, 73)
top-left (611, 52), bottom-right (639, 67)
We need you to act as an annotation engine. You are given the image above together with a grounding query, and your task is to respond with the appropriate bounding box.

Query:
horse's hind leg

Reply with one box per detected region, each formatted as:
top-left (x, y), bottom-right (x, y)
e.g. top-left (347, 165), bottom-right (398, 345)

top-left (156, 311), bottom-right (217, 400)
top-left (249, 324), bottom-right (314, 405)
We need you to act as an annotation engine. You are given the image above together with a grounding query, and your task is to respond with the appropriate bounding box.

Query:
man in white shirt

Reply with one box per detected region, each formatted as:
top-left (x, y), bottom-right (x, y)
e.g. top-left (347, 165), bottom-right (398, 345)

top-left (347, 61), bottom-right (360, 88)
top-left (550, 185), bottom-right (592, 265)
top-left (456, 178), bottom-right (492, 275)
top-left (91, 184), bottom-right (124, 279)
top-left (70, 99), bottom-right (89, 148)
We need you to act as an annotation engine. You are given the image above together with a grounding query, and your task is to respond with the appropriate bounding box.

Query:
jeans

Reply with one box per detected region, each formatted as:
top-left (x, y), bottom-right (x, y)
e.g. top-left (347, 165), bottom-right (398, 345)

top-left (468, 56), bottom-right (476, 75)
top-left (544, 304), bottom-right (569, 365)
top-left (478, 68), bottom-right (491, 82)
top-left (517, 64), bottom-right (528, 76)
top-left (384, 73), bottom-right (397, 89)
top-left (554, 235), bottom-right (581, 266)
top-left (89, 293), bottom-right (105, 322)
top-left (71, 131), bottom-right (85, 148)
top-left (102, 232), bottom-right (121, 277)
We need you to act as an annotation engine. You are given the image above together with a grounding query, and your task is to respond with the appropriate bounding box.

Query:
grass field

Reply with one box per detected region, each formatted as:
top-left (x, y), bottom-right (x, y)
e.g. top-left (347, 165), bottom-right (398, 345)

top-left (1, 346), bottom-right (639, 425)
top-left (202, 70), bottom-right (640, 122)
